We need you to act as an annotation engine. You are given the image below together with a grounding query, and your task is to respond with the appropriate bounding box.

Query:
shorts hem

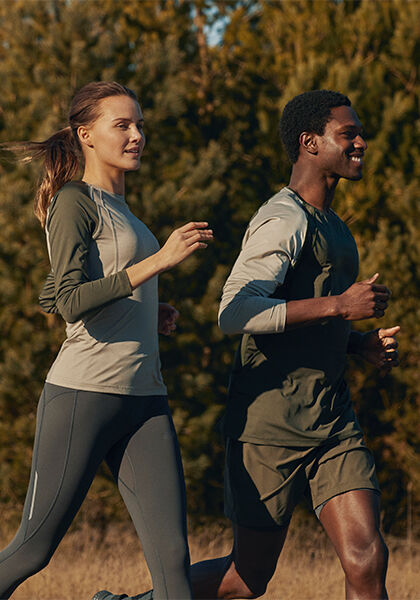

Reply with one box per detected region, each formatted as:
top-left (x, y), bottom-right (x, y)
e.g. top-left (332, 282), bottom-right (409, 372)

top-left (314, 484), bottom-right (380, 514)
top-left (227, 431), bottom-right (364, 448)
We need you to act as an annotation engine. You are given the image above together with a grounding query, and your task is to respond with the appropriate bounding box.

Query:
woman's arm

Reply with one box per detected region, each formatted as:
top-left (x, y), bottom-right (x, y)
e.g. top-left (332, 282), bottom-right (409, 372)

top-left (45, 185), bottom-right (213, 324)
top-left (46, 184), bottom-right (132, 323)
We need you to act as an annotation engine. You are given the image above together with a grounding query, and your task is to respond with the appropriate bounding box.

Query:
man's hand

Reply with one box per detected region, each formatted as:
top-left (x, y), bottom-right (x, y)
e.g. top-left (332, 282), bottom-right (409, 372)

top-left (358, 326), bottom-right (400, 370)
top-left (338, 273), bottom-right (391, 321)
top-left (158, 303), bottom-right (179, 335)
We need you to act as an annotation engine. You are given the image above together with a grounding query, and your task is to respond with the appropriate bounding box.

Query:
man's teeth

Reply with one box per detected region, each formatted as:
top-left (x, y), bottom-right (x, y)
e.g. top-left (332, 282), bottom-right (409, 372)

top-left (350, 156), bottom-right (362, 163)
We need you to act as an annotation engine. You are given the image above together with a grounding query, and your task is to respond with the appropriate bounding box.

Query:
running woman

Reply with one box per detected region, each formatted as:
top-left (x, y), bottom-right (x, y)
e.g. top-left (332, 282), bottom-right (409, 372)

top-left (0, 81), bottom-right (212, 600)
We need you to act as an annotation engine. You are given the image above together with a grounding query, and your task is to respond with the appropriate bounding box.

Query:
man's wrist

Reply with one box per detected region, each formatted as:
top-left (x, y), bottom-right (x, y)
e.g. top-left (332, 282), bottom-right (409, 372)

top-left (328, 295), bottom-right (343, 318)
top-left (347, 330), bottom-right (366, 355)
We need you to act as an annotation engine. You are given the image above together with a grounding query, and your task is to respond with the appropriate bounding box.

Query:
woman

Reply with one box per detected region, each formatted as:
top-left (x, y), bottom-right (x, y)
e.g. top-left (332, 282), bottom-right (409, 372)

top-left (0, 81), bottom-right (212, 599)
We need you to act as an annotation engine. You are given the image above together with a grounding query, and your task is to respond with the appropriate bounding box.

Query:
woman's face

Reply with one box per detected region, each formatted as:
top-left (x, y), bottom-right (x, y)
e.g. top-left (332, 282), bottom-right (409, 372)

top-left (80, 95), bottom-right (146, 173)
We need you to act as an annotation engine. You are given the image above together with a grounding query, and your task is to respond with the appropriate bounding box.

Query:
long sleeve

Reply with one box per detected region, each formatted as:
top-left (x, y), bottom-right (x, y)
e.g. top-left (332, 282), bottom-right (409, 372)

top-left (218, 192), bottom-right (308, 335)
top-left (43, 183), bottom-right (132, 323)
top-left (39, 270), bottom-right (59, 314)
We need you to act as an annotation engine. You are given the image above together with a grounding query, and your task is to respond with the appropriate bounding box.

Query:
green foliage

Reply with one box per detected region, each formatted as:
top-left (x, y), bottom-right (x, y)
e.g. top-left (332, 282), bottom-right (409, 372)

top-left (0, 0), bottom-right (419, 536)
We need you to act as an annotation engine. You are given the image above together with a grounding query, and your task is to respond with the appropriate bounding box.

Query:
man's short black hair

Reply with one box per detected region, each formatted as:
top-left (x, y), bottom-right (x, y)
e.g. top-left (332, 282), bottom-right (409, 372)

top-left (279, 90), bottom-right (351, 163)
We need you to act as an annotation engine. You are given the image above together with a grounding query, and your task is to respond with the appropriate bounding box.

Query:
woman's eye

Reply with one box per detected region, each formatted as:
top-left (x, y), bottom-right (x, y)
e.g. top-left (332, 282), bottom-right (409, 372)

top-left (117, 123), bottom-right (128, 129)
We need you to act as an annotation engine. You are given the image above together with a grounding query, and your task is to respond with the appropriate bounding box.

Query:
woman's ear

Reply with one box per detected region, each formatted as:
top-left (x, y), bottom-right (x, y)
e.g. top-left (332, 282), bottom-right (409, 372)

top-left (77, 125), bottom-right (93, 149)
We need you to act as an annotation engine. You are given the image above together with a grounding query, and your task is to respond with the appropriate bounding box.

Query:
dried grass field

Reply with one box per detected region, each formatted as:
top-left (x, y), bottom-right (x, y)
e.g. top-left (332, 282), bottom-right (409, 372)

top-left (1, 516), bottom-right (418, 600)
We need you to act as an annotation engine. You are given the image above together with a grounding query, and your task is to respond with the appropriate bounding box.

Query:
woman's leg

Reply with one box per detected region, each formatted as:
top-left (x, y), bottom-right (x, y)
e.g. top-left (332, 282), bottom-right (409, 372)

top-left (106, 405), bottom-right (192, 600)
top-left (0, 384), bottom-right (125, 599)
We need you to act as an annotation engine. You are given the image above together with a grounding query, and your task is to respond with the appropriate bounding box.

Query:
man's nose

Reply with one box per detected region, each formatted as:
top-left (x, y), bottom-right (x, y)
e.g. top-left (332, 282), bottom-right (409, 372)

top-left (355, 134), bottom-right (367, 151)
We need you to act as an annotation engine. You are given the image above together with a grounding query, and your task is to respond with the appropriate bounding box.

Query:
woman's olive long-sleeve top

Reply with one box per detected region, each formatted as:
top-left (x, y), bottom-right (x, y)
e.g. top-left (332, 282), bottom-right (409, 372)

top-left (40, 181), bottom-right (166, 396)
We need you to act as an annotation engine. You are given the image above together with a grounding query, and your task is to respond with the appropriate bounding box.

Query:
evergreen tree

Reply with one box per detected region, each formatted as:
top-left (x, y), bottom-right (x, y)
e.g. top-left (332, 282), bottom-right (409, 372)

top-left (0, 0), bottom-right (418, 535)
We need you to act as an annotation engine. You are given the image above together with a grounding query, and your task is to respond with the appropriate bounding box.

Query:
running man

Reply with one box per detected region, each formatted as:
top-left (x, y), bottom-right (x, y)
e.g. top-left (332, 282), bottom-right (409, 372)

top-left (95, 90), bottom-right (399, 600)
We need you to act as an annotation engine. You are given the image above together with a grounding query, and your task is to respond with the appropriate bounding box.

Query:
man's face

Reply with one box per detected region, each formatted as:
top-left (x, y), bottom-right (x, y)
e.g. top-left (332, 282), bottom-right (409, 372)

top-left (315, 105), bottom-right (367, 181)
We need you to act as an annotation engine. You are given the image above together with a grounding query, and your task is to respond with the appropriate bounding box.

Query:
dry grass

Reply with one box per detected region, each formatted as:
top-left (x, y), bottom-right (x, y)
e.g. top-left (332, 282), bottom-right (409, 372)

top-left (1, 517), bottom-right (419, 600)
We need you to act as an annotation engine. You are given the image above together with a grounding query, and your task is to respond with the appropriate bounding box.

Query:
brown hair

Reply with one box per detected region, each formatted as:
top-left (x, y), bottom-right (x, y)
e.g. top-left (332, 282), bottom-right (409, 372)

top-left (5, 81), bottom-right (138, 227)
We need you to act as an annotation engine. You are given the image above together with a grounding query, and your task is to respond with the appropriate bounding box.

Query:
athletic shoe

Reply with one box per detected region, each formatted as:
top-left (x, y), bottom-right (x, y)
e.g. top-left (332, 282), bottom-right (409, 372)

top-left (91, 592), bottom-right (128, 600)
top-left (91, 591), bottom-right (152, 600)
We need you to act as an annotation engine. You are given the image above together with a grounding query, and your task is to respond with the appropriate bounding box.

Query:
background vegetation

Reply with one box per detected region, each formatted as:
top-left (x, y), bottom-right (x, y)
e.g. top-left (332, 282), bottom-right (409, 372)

top-left (3, 519), bottom-right (419, 599)
top-left (0, 0), bottom-right (419, 538)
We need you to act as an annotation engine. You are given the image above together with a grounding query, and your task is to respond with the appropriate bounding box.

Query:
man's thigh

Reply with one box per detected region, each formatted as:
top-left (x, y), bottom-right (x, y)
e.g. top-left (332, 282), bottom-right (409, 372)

top-left (224, 437), bottom-right (316, 529)
top-left (223, 438), bottom-right (317, 593)
top-left (307, 434), bottom-right (380, 517)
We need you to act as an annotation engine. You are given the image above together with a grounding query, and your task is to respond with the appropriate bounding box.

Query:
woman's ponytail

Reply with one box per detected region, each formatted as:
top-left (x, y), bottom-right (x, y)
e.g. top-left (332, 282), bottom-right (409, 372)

top-left (33, 127), bottom-right (80, 227)
top-left (4, 126), bottom-right (81, 227)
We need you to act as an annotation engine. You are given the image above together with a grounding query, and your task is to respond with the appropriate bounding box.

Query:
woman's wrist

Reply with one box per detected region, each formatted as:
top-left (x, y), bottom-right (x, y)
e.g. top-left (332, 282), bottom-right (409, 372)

top-left (125, 252), bottom-right (167, 290)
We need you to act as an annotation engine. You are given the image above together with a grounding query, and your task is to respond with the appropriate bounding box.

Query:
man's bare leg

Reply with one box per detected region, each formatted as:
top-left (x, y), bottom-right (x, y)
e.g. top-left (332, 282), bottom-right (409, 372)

top-left (319, 490), bottom-right (388, 600)
top-left (191, 523), bottom-right (289, 599)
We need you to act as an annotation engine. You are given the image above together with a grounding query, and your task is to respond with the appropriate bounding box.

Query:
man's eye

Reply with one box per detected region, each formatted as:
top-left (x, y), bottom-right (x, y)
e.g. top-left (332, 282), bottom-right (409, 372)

top-left (117, 123), bottom-right (128, 129)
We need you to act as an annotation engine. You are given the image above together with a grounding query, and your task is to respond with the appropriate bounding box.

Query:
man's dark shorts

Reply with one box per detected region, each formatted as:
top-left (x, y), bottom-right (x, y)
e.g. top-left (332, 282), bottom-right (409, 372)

top-left (224, 435), bottom-right (380, 529)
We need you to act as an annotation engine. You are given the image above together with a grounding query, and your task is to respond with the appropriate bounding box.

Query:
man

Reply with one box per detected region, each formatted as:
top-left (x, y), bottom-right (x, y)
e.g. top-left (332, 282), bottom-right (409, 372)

top-left (94, 90), bottom-right (399, 600)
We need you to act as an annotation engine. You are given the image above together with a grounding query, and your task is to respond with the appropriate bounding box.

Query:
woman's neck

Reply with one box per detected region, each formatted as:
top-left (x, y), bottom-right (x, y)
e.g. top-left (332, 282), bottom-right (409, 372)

top-left (82, 166), bottom-right (125, 196)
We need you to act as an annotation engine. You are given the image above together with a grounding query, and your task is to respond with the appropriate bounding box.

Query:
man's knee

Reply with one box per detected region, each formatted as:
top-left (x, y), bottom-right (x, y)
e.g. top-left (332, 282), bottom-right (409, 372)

top-left (234, 561), bottom-right (276, 598)
top-left (245, 576), bottom-right (269, 598)
top-left (341, 533), bottom-right (388, 584)
top-left (216, 554), bottom-right (273, 599)
top-left (231, 523), bottom-right (287, 598)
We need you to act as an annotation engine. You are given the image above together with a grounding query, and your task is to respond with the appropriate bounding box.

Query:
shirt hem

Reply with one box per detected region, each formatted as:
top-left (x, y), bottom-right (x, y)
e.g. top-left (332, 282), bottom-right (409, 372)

top-left (45, 376), bottom-right (167, 396)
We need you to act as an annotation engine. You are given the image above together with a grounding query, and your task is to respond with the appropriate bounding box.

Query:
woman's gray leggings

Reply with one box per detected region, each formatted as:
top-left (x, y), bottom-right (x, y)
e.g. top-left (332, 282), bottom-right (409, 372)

top-left (0, 383), bottom-right (192, 600)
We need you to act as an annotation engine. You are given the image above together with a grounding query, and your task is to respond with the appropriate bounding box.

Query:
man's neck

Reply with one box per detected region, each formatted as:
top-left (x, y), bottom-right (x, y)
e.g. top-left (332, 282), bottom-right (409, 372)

top-left (288, 166), bottom-right (338, 212)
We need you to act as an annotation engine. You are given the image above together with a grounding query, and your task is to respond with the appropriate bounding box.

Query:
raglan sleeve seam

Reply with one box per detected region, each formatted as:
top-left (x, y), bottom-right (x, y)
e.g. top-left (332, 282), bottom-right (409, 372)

top-left (45, 187), bottom-right (132, 323)
top-left (218, 207), bottom-right (307, 335)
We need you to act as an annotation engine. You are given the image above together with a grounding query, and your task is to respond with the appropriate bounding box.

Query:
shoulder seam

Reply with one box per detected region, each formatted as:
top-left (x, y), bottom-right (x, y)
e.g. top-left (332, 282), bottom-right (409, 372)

top-left (46, 181), bottom-right (97, 234)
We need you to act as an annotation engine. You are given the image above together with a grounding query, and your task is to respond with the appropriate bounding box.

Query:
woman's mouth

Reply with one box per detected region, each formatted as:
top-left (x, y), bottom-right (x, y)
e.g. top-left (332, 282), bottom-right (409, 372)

top-left (125, 147), bottom-right (140, 155)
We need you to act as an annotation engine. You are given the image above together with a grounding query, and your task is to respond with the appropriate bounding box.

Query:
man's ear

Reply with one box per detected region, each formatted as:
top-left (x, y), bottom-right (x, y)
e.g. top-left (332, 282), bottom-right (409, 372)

top-left (77, 125), bottom-right (93, 149)
top-left (299, 132), bottom-right (318, 156)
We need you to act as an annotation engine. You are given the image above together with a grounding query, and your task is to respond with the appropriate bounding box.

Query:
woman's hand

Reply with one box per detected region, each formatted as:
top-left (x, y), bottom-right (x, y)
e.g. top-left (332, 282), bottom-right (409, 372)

top-left (158, 303), bottom-right (179, 335)
top-left (157, 222), bottom-right (213, 271)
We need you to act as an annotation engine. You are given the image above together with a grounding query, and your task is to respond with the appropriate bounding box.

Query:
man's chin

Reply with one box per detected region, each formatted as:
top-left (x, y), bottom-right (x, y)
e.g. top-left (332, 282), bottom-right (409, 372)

top-left (345, 171), bottom-right (363, 181)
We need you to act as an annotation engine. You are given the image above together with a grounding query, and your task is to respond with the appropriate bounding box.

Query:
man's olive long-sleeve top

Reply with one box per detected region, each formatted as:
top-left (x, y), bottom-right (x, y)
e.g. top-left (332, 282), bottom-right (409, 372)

top-left (219, 187), bottom-right (362, 446)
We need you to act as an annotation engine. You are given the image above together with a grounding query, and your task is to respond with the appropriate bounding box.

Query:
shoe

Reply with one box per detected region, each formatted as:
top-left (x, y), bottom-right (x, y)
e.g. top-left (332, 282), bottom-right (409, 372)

top-left (91, 591), bottom-right (152, 600)
top-left (91, 592), bottom-right (128, 600)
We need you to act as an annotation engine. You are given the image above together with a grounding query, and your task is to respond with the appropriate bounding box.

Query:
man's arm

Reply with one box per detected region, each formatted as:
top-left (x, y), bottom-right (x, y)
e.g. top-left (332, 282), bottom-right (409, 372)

top-left (284, 273), bottom-right (390, 329)
top-left (218, 209), bottom-right (307, 334)
top-left (347, 330), bottom-right (366, 354)
top-left (218, 207), bottom-right (391, 335)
